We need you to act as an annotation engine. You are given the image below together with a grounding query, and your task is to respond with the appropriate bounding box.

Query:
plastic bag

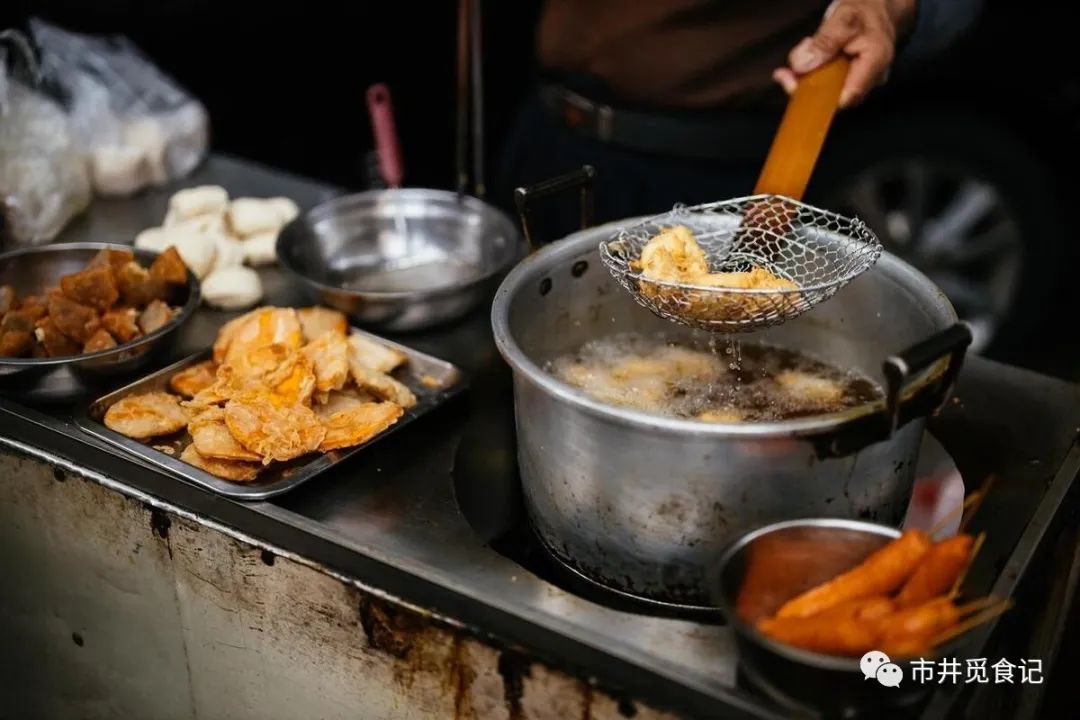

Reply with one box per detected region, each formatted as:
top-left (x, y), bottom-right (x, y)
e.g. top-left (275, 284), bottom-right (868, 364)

top-left (0, 31), bottom-right (91, 246)
top-left (28, 18), bottom-right (209, 197)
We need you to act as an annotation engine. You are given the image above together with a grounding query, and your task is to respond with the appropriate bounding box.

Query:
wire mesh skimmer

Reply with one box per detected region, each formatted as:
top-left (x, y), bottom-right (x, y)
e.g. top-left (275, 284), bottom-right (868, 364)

top-left (599, 195), bottom-right (882, 333)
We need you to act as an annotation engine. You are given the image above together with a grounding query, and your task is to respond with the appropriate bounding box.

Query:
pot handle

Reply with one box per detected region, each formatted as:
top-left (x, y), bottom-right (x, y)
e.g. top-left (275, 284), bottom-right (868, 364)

top-left (817, 322), bottom-right (972, 458)
top-left (514, 165), bottom-right (596, 250)
top-left (882, 322), bottom-right (973, 435)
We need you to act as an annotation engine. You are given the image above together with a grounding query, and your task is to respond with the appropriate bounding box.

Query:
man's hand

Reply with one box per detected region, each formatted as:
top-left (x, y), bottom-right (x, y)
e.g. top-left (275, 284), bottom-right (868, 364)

top-left (773, 0), bottom-right (917, 107)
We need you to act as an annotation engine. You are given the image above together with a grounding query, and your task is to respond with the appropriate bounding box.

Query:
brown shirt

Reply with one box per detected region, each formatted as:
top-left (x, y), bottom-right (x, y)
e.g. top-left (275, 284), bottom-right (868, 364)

top-left (538, 0), bottom-right (829, 109)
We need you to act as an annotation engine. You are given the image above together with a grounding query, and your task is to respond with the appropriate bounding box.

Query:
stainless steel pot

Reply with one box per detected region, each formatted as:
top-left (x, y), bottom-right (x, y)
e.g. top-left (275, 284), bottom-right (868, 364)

top-left (491, 174), bottom-right (970, 606)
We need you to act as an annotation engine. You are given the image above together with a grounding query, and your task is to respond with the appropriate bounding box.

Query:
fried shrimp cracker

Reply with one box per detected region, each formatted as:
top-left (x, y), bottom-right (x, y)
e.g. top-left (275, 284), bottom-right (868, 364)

top-left (169, 360), bottom-right (218, 398)
top-left (104, 392), bottom-right (188, 439)
top-left (180, 444), bottom-right (261, 482)
top-left (301, 331), bottom-right (350, 397)
top-left (188, 407), bottom-right (261, 461)
top-left (318, 401), bottom-right (403, 451)
top-left (224, 399), bottom-right (325, 464)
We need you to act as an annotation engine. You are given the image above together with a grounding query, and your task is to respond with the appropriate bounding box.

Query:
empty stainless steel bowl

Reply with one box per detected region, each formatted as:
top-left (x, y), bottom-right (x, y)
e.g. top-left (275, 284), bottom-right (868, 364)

top-left (0, 242), bottom-right (200, 402)
top-left (276, 189), bottom-right (525, 332)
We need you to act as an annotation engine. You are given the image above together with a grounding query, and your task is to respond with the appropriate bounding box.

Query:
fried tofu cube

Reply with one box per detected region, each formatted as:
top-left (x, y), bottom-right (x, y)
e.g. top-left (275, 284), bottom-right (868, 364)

top-left (16, 297), bottom-right (47, 322)
top-left (0, 330), bottom-right (33, 357)
top-left (149, 246), bottom-right (188, 286)
top-left (83, 327), bottom-right (118, 353)
top-left (138, 299), bottom-right (176, 335)
top-left (0, 309), bottom-right (35, 334)
top-left (116, 261), bottom-right (165, 307)
top-left (60, 264), bottom-right (120, 312)
top-left (87, 247), bottom-right (135, 271)
top-left (101, 307), bottom-right (142, 343)
top-left (34, 317), bottom-right (81, 357)
top-left (47, 294), bottom-right (102, 343)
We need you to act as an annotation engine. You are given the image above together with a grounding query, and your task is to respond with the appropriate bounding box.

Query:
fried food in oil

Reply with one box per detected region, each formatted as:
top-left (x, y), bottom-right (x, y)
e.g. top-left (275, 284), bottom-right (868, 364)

top-left (348, 354), bottom-right (417, 408)
top-left (104, 392), bottom-right (188, 439)
top-left (348, 332), bottom-right (407, 373)
top-left (301, 331), bottom-right (350, 397)
top-left (60, 264), bottom-right (120, 312)
top-left (180, 444), bottom-right (261, 482)
top-left (83, 328), bottom-right (118, 353)
top-left (101, 307), bottom-right (141, 343)
top-left (319, 400), bottom-right (403, 451)
top-left (297, 306), bottom-right (348, 342)
top-left (224, 398), bottom-right (325, 464)
top-left (630, 225), bottom-right (800, 322)
top-left (188, 407), bottom-right (261, 461)
top-left (776, 370), bottom-right (844, 405)
top-left (169, 360), bottom-right (218, 398)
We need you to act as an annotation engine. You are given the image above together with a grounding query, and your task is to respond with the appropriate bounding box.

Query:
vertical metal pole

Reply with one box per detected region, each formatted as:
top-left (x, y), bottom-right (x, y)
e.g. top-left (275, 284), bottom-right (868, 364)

top-left (455, 0), bottom-right (471, 199)
top-left (469, 0), bottom-right (485, 198)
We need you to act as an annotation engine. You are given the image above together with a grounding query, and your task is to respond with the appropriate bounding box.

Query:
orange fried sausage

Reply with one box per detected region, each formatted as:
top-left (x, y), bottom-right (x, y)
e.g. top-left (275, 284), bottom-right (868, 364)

top-left (776, 530), bottom-right (932, 619)
top-left (757, 597), bottom-right (895, 656)
top-left (895, 534), bottom-right (974, 608)
top-left (877, 598), bottom-right (960, 658)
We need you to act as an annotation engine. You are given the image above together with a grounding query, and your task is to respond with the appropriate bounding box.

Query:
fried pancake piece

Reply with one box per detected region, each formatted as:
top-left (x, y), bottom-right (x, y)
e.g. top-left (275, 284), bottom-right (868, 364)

top-left (301, 331), bottom-right (350, 397)
top-left (224, 399), bottom-right (325, 464)
top-left (169, 360), bottom-right (218, 398)
top-left (149, 246), bottom-right (189, 286)
top-left (101, 307), bottom-right (142, 343)
top-left (83, 328), bottom-right (118, 353)
top-left (347, 332), bottom-right (407, 373)
top-left (47, 294), bottom-right (101, 343)
top-left (347, 355), bottom-right (417, 409)
top-left (87, 247), bottom-right (135, 271)
top-left (297, 306), bottom-right (348, 342)
top-left (188, 407), bottom-right (261, 461)
top-left (104, 392), bottom-right (188, 439)
top-left (221, 307), bottom-right (303, 373)
top-left (319, 400), bottom-right (403, 452)
top-left (180, 444), bottom-right (261, 482)
top-left (212, 308), bottom-right (261, 363)
top-left (60, 264), bottom-right (119, 312)
top-left (313, 388), bottom-right (375, 416)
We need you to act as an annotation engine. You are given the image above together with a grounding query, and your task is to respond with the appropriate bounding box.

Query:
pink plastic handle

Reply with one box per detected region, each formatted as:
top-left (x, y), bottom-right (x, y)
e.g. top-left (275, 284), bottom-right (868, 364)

top-left (366, 83), bottom-right (404, 188)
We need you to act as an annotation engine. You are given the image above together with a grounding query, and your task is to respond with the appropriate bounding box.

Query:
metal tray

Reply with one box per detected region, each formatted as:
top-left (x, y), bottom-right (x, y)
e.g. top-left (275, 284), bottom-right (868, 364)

top-left (74, 329), bottom-right (466, 500)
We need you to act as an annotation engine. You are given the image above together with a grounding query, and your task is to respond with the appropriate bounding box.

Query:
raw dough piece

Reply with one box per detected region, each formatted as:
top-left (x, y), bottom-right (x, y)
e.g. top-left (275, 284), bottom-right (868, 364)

top-left (167, 186), bottom-right (228, 224)
top-left (201, 267), bottom-right (264, 310)
top-left (241, 231), bottom-right (278, 267)
top-left (227, 198), bottom-right (285, 237)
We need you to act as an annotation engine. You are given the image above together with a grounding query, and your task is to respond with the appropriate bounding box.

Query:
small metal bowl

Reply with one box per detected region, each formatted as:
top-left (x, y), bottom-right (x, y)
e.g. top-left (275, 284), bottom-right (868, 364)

top-left (712, 519), bottom-right (963, 717)
top-left (0, 242), bottom-right (200, 403)
top-left (276, 188), bottom-right (525, 332)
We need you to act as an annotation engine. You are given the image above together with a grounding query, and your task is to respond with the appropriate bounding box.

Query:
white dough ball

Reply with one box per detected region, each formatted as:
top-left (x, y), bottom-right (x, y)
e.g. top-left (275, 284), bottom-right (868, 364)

top-left (267, 197), bottom-right (300, 225)
top-left (168, 185), bottom-right (229, 223)
top-left (242, 231), bottom-right (278, 267)
top-left (227, 198), bottom-right (284, 237)
top-left (134, 226), bottom-right (169, 252)
top-left (210, 233), bottom-right (246, 272)
top-left (201, 266), bottom-right (263, 310)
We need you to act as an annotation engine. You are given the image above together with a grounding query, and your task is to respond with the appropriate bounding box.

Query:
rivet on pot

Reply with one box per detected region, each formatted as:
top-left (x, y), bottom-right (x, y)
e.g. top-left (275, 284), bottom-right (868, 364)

top-left (571, 260), bottom-right (589, 277)
top-left (539, 278), bottom-right (553, 296)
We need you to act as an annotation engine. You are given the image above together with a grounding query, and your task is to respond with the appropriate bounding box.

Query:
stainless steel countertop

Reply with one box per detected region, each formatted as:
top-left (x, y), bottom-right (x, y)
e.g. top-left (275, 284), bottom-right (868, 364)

top-left (2, 154), bottom-right (1079, 719)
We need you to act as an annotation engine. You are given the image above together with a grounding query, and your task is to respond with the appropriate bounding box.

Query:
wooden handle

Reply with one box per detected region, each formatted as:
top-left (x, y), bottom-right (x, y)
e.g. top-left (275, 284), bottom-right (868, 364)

top-left (753, 57), bottom-right (850, 200)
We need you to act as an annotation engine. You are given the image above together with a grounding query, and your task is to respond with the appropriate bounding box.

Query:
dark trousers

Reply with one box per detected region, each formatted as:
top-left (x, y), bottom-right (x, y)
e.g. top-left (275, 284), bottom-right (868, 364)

top-left (496, 88), bottom-right (771, 245)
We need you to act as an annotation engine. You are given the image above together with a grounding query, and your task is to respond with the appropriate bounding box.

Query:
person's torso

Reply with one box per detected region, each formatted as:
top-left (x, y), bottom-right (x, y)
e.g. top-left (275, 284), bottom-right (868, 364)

top-left (537, 0), bottom-right (829, 109)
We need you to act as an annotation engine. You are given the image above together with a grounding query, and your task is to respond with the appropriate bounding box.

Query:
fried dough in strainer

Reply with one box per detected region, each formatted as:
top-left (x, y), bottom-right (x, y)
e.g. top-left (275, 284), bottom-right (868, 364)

top-left (104, 392), bottom-right (188, 439)
top-left (224, 398), bottom-right (325, 464)
top-left (188, 407), bottom-right (261, 461)
top-left (180, 444), bottom-right (262, 482)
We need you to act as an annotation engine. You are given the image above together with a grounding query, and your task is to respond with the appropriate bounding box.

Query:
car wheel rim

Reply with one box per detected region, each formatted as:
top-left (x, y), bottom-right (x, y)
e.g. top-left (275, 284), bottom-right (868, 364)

top-left (832, 159), bottom-right (1023, 353)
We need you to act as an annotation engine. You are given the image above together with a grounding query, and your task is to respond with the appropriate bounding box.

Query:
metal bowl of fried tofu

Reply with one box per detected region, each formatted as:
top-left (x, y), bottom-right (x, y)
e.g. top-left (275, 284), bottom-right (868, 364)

top-left (0, 241), bottom-right (200, 401)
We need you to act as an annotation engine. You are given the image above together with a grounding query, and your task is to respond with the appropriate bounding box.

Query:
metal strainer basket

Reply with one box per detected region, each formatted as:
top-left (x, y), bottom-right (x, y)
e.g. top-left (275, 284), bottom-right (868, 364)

top-left (599, 195), bottom-right (883, 332)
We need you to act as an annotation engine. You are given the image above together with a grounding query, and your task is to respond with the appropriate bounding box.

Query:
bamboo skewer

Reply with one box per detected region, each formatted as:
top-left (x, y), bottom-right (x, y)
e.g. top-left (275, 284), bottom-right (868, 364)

top-left (960, 475), bottom-right (996, 533)
top-left (948, 531), bottom-right (986, 600)
top-left (931, 598), bottom-right (1014, 648)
